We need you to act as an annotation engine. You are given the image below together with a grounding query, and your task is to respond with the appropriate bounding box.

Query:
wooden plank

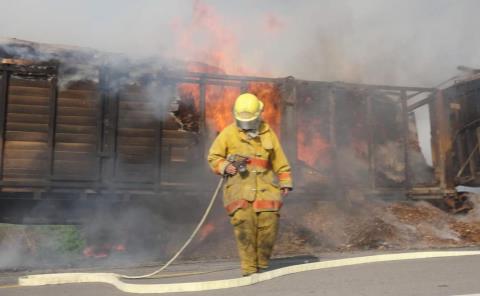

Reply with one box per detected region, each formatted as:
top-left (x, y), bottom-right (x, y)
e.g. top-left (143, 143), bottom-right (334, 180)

top-left (5, 141), bottom-right (48, 151)
top-left (117, 119), bottom-right (155, 129)
top-left (58, 89), bottom-right (97, 100)
top-left (116, 163), bottom-right (154, 172)
top-left (57, 106), bottom-right (96, 116)
top-left (117, 128), bottom-right (155, 137)
top-left (54, 161), bottom-right (97, 173)
top-left (8, 86), bottom-right (50, 97)
top-left (3, 168), bottom-right (47, 177)
top-left (119, 100), bottom-right (155, 110)
top-left (7, 122), bottom-right (49, 132)
top-left (117, 154), bottom-right (154, 164)
top-left (4, 159), bottom-right (48, 169)
top-left (118, 110), bottom-right (155, 119)
top-left (56, 115), bottom-right (97, 125)
top-left (162, 130), bottom-right (197, 139)
top-left (5, 131), bottom-right (48, 142)
top-left (56, 124), bottom-right (97, 134)
top-left (55, 151), bottom-right (96, 161)
top-left (55, 143), bottom-right (96, 153)
top-left (58, 97), bottom-right (97, 108)
top-left (9, 79), bottom-right (50, 88)
top-left (117, 136), bottom-right (155, 146)
top-left (161, 137), bottom-right (194, 146)
top-left (116, 145), bottom-right (154, 155)
top-left (4, 149), bottom-right (48, 159)
top-left (7, 113), bottom-right (49, 124)
top-left (7, 104), bottom-right (50, 114)
top-left (7, 95), bottom-right (49, 106)
top-left (55, 133), bottom-right (97, 144)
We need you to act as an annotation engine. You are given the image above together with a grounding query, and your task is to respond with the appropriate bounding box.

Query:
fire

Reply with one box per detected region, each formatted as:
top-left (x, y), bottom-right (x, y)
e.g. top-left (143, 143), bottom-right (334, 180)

top-left (297, 119), bottom-right (331, 168)
top-left (248, 82), bottom-right (281, 134)
top-left (198, 223), bottom-right (215, 241)
top-left (173, 0), bottom-right (283, 134)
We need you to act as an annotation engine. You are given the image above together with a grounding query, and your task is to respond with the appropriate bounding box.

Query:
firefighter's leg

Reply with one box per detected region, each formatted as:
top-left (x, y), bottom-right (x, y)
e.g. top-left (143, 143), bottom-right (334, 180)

top-left (230, 205), bottom-right (258, 275)
top-left (256, 211), bottom-right (279, 269)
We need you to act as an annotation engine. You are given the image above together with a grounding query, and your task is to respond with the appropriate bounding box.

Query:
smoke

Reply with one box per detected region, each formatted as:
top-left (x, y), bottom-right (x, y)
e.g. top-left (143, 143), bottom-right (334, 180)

top-left (1, 0), bottom-right (480, 270)
top-left (1, 0), bottom-right (478, 85)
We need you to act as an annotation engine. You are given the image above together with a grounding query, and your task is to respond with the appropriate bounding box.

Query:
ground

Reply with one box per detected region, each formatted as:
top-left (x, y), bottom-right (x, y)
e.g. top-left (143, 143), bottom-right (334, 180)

top-left (3, 194), bottom-right (480, 271)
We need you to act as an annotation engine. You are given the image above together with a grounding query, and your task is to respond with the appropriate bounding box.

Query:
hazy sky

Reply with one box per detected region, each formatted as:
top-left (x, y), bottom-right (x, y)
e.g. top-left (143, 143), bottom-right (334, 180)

top-left (1, 0), bottom-right (479, 86)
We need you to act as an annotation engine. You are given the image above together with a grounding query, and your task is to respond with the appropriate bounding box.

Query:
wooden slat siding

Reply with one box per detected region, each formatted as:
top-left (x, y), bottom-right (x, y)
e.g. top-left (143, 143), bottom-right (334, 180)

top-left (117, 128), bottom-right (155, 137)
top-left (55, 133), bottom-right (97, 143)
top-left (56, 115), bottom-right (97, 125)
top-left (6, 131), bottom-right (49, 142)
top-left (57, 97), bottom-right (97, 108)
top-left (5, 141), bottom-right (47, 150)
top-left (55, 143), bottom-right (97, 153)
top-left (57, 107), bottom-right (96, 116)
top-left (7, 122), bottom-right (49, 132)
top-left (8, 105), bottom-right (50, 114)
top-left (5, 150), bottom-right (48, 159)
top-left (9, 79), bottom-right (51, 88)
top-left (4, 159), bottom-right (48, 169)
top-left (8, 86), bottom-right (50, 97)
top-left (56, 124), bottom-right (96, 134)
top-left (8, 113), bottom-right (49, 124)
top-left (115, 90), bottom-right (156, 182)
top-left (0, 72), bottom-right (9, 179)
top-left (3, 78), bottom-right (50, 180)
top-left (7, 95), bottom-right (50, 106)
top-left (53, 85), bottom-right (100, 180)
top-left (55, 151), bottom-right (95, 161)
top-left (117, 145), bottom-right (153, 155)
top-left (3, 169), bottom-right (47, 177)
top-left (58, 89), bottom-right (97, 100)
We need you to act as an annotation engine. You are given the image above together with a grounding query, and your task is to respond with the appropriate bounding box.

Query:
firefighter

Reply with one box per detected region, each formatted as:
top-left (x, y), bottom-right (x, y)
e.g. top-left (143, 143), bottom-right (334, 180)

top-left (207, 93), bottom-right (293, 276)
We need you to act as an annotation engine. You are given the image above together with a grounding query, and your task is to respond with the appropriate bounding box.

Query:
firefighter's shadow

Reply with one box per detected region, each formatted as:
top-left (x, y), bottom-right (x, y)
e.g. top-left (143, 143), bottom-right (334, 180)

top-left (267, 255), bottom-right (319, 271)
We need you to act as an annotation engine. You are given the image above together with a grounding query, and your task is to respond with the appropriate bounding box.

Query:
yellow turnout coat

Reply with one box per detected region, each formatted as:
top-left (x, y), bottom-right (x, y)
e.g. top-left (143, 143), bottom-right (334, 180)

top-left (208, 122), bottom-right (293, 214)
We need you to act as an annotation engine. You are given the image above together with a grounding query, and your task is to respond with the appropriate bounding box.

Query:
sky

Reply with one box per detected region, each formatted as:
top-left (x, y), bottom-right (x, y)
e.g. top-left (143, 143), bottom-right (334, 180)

top-left (1, 0), bottom-right (479, 87)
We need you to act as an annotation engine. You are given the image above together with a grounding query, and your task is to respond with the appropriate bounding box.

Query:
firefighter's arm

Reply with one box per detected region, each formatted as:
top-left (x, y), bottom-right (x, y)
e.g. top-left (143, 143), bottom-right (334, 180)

top-left (270, 132), bottom-right (293, 190)
top-left (207, 131), bottom-right (231, 175)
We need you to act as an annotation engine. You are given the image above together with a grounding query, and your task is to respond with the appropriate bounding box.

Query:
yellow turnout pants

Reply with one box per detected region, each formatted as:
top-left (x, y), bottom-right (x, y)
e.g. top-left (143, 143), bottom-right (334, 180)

top-left (229, 202), bottom-right (279, 275)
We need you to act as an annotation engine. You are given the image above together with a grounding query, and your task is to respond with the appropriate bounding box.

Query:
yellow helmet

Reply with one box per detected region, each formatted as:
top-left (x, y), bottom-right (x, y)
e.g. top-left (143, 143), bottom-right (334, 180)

top-left (233, 93), bottom-right (264, 130)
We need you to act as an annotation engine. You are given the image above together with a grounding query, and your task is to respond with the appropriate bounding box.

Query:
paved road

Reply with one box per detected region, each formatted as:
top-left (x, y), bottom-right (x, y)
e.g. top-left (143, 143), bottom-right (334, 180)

top-left (2, 251), bottom-right (480, 296)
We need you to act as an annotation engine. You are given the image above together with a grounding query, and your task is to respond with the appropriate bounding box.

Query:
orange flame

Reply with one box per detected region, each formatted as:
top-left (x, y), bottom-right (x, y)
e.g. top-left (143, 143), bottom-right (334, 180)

top-left (247, 82), bottom-right (281, 134)
top-left (297, 119), bottom-right (331, 168)
top-left (174, 0), bottom-right (329, 168)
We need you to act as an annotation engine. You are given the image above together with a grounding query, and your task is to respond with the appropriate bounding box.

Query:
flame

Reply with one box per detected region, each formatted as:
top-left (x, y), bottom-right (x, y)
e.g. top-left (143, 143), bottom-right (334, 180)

top-left (198, 223), bottom-right (215, 241)
top-left (297, 119), bottom-right (331, 168)
top-left (248, 82), bottom-right (281, 134)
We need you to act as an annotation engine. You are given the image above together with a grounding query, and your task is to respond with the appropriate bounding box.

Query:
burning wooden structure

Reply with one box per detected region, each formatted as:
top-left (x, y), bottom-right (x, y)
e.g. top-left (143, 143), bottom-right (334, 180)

top-left (0, 40), bottom-right (478, 223)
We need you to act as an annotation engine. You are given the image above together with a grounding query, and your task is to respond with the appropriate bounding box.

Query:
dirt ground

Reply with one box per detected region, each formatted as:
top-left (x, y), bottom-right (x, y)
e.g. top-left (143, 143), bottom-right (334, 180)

top-left (188, 193), bottom-right (480, 260)
top-left (3, 194), bottom-right (480, 270)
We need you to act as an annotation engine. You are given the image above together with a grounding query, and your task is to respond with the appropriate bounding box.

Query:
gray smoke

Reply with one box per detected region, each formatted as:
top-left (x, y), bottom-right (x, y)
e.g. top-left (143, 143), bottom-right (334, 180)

top-left (1, 0), bottom-right (479, 85)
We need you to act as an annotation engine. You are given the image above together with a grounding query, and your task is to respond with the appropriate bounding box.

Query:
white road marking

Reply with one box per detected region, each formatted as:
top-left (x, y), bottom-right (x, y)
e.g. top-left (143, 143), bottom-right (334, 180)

top-left (18, 251), bottom-right (480, 294)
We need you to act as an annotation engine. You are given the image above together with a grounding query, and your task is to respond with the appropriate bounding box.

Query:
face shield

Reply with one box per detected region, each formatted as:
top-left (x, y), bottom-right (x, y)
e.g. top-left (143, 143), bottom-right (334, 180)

top-left (235, 111), bottom-right (262, 131)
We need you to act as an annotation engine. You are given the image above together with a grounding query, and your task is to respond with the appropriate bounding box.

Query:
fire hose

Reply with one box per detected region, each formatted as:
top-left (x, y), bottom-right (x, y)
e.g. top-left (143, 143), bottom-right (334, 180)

top-left (119, 177), bottom-right (225, 279)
